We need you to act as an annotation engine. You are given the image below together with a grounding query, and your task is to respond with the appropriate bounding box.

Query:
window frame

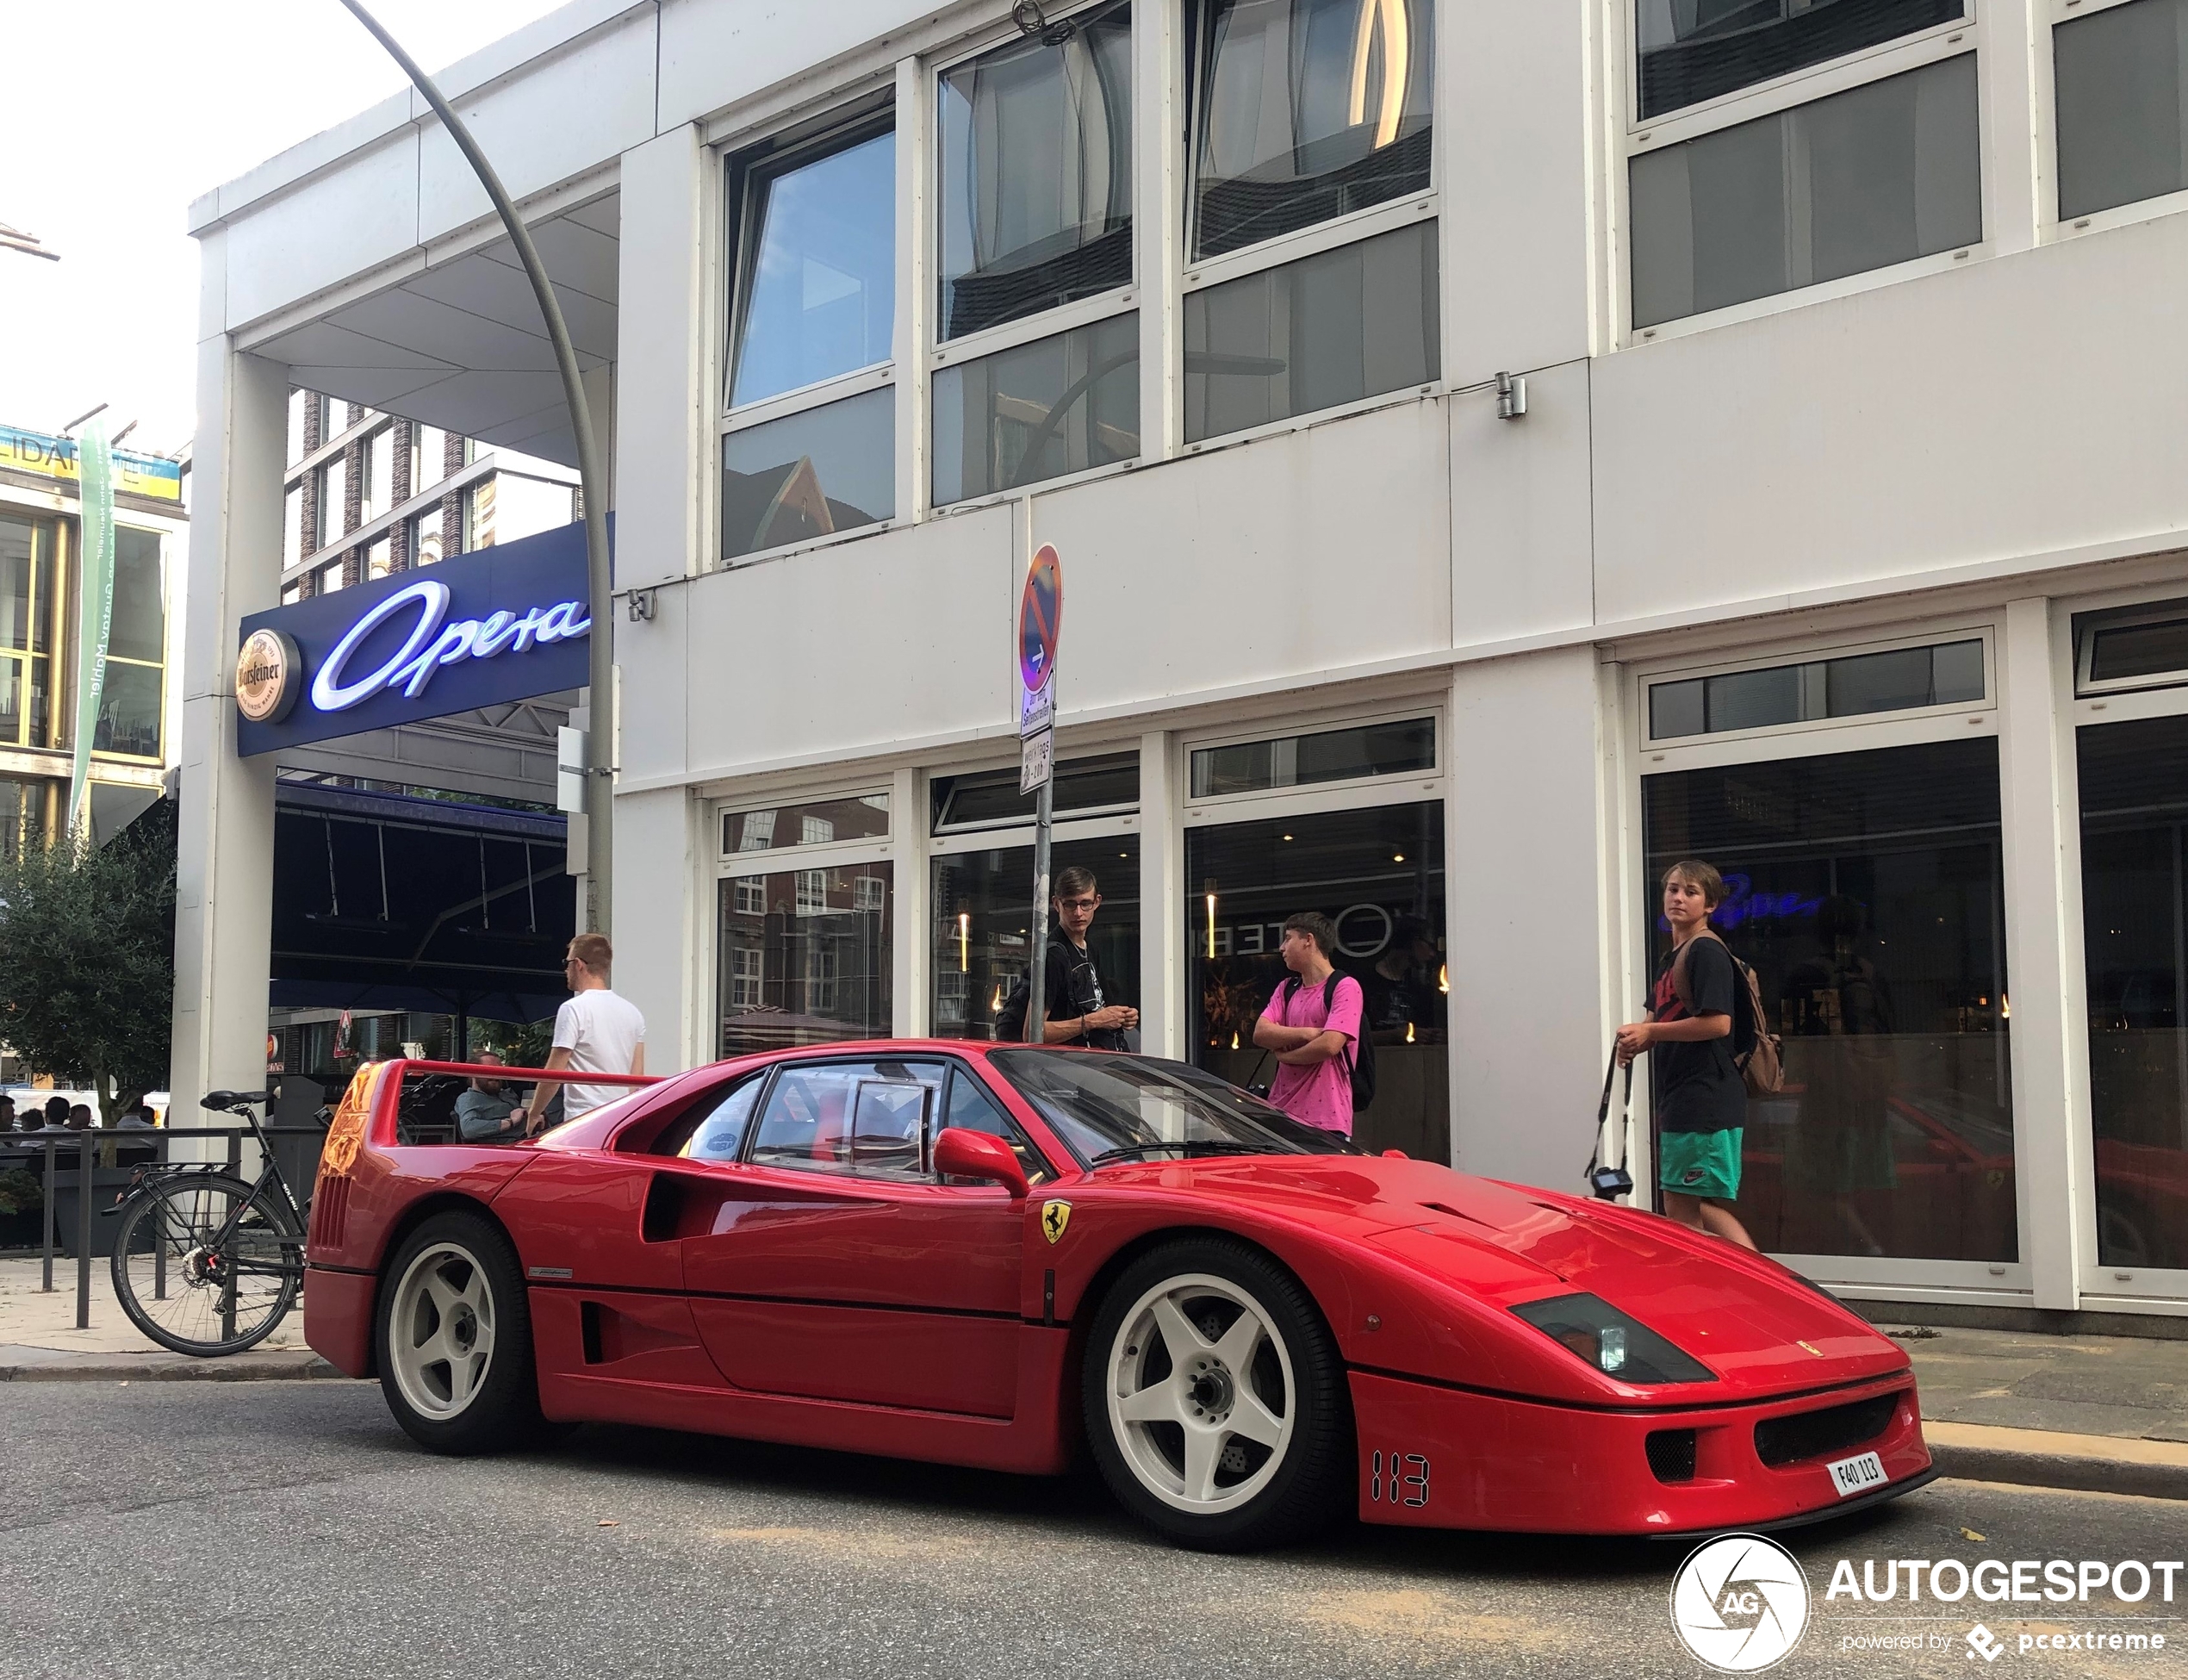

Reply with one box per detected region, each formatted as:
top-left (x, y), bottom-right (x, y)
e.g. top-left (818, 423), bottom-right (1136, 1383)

top-left (1640, 627), bottom-right (1998, 751)
top-left (1179, 704), bottom-right (1445, 822)
top-left (2042, 0), bottom-right (2188, 240)
top-left (717, 102), bottom-right (903, 572)
top-left (1613, 2), bottom-right (1992, 346)
top-left (1624, 619), bottom-right (2026, 1296)
top-left (718, 1053), bottom-right (1049, 1184)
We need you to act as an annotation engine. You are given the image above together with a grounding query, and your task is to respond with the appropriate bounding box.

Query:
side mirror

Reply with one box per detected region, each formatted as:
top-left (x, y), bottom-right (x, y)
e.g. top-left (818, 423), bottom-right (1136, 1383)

top-left (932, 1126), bottom-right (1030, 1199)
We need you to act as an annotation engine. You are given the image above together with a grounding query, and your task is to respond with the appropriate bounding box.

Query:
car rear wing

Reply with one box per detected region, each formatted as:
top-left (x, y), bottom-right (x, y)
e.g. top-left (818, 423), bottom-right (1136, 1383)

top-left (324, 1057), bottom-right (665, 1160)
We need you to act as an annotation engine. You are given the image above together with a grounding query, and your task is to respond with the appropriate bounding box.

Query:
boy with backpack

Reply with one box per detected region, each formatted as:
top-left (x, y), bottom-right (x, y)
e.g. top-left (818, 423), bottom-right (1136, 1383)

top-left (1253, 912), bottom-right (1371, 1136)
top-left (1615, 858), bottom-right (1776, 1251)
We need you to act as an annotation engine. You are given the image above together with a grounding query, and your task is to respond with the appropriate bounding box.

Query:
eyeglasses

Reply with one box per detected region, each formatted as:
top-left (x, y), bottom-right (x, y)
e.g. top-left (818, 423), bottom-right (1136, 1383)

top-left (1058, 896), bottom-right (1101, 911)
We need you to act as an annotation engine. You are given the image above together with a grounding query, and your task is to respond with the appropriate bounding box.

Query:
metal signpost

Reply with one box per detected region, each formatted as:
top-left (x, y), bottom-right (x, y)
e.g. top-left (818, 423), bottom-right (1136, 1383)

top-left (1019, 545), bottom-right (1062, 1042)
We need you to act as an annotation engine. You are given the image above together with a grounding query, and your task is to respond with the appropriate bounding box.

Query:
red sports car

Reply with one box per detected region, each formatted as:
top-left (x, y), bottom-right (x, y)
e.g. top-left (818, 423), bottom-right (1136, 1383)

top-left (302, 1044), bottom-right (1936, 1551)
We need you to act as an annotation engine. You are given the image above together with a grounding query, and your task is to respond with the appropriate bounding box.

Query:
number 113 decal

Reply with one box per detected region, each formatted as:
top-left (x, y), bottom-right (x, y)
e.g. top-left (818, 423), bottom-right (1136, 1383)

top-left (1369, 1448), bottom-right (1430, 1508)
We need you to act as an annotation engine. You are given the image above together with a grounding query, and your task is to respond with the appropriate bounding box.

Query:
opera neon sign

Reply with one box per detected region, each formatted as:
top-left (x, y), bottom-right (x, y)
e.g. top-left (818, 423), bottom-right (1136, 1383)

top-left (308, 577), bottom-right (590, 713)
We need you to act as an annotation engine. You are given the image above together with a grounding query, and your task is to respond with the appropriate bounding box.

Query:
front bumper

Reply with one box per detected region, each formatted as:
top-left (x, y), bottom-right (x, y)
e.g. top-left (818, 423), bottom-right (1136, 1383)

top-left (1350, 1367), bottom-right (1931, 1535)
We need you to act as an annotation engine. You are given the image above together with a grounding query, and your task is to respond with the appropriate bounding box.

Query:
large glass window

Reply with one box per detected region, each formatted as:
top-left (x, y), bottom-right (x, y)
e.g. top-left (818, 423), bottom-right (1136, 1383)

top-left (1187, 801), bottom-right (1447, 1160)
top-left (932, 838), bottom-right (1139, 1040)
top-left (724, 793), bottom-right (891, 855)
top-left (1643, 737), bottom-right (2014, 1263)
top-left (0, 775), bottom-right (49, 861)
top-left (0, 514), bottom-right (55, 749)
top-left (717, 862), bottom-right (893, 1057)
top-left (720, 389), bottom-right (894, 563)
top-left (2056, 0), bottom-right (2188, 221)
top-left (1190, 716), bottom-right (1433, 798)
top-left (728, 127), bottom-right (897, 408)
top-left (932, 752), bottom-right (1139, 832)
top-left (932, 314), bottom-right (1140, 504)
top-left (1184, 219), bottom-right (1436, 441)
top-left (937, 1), bottom-right (1134, 340)
top-left (1637, 0), bottom-right (1964, 121)
top-left (1629, 53), bottom-right (1980, 329)
top-left (2078, 714), bottom-right (2188, 1271)
top-left (1190, 0), bottom-right (1435, 260)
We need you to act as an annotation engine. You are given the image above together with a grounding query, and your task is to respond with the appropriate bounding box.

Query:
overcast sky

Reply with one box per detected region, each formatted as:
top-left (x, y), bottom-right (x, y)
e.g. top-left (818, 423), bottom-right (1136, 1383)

top-left (0, 0), bottom-right (569, 459)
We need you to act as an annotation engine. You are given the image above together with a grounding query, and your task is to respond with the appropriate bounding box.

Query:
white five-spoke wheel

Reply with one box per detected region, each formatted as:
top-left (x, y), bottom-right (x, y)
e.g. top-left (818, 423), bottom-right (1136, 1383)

top-left (388, 1241), bottom-right (498, 1420)
top-left (1085, 1239), bottom-right (1352, 1551)
top-left (375, 1210), bottom-right (550, 1455)
top-left (1106, 1273), bottom-right (1296, 1514)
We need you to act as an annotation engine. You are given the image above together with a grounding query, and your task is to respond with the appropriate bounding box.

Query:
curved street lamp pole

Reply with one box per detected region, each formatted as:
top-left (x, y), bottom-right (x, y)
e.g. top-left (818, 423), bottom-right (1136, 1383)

top-left (337, 0), bottom-right (613, 936)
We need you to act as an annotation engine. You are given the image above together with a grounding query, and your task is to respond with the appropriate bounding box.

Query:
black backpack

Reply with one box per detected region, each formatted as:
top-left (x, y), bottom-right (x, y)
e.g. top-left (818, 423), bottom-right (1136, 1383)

top-left (1280, 974), bottom-right (1376, 1111)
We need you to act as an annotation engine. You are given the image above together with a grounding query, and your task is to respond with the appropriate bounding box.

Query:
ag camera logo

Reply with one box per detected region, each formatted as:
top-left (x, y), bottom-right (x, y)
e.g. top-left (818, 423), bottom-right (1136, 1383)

top-left (1671, 1534), bottom-right (1812, 1671)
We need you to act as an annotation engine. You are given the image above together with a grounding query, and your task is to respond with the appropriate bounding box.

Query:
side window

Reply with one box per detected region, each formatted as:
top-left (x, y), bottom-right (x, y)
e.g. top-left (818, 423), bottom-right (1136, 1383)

top-left (749, 1060), bottom-right (947, 1175)
top-left (676, 1076), bottom-right (765, 1162)
top-left (942, 1067), bottom-right (1054, 1186)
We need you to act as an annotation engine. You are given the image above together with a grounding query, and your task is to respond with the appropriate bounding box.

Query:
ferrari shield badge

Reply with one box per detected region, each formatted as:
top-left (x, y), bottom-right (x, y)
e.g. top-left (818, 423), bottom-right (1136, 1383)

top-left (1041, 1200), bottom-right (1072, 1244)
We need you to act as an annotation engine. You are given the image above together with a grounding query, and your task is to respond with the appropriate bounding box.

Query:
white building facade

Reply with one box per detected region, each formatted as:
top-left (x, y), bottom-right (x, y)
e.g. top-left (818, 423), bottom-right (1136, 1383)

top-left (183, 0), bottom-right (2188, 1324)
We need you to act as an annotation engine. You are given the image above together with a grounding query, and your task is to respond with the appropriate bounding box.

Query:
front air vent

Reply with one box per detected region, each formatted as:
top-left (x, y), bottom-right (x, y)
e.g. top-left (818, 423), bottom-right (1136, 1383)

top-left (1754, 1392), bottom-right (1901, 1468)
top-left (1646, 1428), bottom-right (1697, 1484)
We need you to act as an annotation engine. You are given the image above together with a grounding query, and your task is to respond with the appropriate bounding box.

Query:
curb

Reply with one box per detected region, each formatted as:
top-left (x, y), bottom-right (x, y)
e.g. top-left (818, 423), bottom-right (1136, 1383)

top-left (0, 1351), bottom-right (350, 1384)
top-left (1927, 1421), bottom-right (2188, 1503)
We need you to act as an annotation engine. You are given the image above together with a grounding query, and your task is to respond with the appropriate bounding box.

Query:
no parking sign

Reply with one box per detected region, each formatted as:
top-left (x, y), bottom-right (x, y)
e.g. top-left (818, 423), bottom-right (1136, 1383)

top-left (1019, 544), bottom-right (1062, 790)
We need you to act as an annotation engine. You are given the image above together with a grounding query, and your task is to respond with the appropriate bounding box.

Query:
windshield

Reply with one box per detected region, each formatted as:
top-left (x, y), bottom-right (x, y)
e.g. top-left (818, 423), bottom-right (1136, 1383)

top-left (988, 1050), bottom-right (1363, 1167)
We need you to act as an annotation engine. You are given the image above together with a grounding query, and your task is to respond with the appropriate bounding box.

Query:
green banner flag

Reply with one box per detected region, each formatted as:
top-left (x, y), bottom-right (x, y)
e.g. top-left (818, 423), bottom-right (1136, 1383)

top-left (69, 420), bottom-right (115, 837)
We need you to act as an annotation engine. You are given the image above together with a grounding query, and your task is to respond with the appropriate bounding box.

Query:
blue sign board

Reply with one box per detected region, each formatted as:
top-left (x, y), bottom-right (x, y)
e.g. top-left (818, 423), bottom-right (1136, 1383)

top-left (235, 518), bottom-right (594, 756)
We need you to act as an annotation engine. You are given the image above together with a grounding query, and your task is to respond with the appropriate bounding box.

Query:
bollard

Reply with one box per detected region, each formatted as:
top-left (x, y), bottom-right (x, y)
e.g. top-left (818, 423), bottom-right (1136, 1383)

top-left (76, 1132), bottom-right (92, 1329)
top-left (40, 1141), bottom-right (56, 1292)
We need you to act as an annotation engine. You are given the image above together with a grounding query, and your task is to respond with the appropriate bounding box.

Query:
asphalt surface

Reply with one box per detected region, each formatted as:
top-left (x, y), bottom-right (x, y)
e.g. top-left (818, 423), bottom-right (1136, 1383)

top-left (3, 1382), bottom-right (2185, 1680)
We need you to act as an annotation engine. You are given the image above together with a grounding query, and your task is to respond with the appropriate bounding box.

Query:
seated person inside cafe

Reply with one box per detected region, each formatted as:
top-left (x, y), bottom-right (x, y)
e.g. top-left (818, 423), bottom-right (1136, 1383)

top-left (454, 1051), bottom-right (528, 1142)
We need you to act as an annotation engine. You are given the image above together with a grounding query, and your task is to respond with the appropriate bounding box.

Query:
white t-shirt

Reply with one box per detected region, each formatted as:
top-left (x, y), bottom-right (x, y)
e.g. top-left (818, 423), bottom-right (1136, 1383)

top-left (550, 987), bottom-right (646, 1117)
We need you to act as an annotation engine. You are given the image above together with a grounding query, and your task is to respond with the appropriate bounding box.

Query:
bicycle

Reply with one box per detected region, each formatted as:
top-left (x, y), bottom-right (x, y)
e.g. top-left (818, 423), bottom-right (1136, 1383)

top-left (107, 1090), bottom-right (324, 1357)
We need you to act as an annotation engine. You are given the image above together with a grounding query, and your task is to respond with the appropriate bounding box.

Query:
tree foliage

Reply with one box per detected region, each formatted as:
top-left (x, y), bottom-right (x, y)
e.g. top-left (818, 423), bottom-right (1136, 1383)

top-left (0, 800), bottom-right (176, 1122)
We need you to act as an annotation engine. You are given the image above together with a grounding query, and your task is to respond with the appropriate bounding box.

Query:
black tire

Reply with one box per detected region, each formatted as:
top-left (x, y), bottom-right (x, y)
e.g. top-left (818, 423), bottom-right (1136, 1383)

top-left (1082, 1237), bottom-right (1352, 1551)
top-left (375, 1210), bottom-right (549, 1455)
top-left (109, 1173), bottom-right (301, 1357)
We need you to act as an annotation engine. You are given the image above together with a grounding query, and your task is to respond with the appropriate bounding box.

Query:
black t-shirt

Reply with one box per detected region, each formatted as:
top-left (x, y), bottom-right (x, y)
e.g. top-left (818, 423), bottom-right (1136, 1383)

top-left (1042, 938), bottom-right (1128, 1050)
top-left (1650, 936), bottom-right (1746, 1134)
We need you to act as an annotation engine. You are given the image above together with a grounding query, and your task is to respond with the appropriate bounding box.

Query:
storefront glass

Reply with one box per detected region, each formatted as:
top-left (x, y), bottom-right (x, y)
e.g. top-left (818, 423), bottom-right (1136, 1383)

top-left (718, 862), bottom-right (893, 1057)
top-left (1643, 737), bottom-right (2014, 1263)
top-left (1187, 802), bottom-right (1447, 1159)
top-left (930, 839), bottom-right (1139, 1041)
top-left (2078, 714), bottom-right (2188, 1271)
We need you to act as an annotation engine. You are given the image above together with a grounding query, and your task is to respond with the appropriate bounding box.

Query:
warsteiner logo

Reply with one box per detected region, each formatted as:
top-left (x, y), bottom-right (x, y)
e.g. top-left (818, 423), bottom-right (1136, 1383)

top-left (1670, 1534), bottom-right (1812, 1672)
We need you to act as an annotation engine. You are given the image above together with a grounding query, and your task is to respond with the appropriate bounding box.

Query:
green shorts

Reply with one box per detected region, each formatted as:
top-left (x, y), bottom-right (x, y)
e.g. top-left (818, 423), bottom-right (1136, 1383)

top-left (1660, 1129), bottom-right (1744, 1201)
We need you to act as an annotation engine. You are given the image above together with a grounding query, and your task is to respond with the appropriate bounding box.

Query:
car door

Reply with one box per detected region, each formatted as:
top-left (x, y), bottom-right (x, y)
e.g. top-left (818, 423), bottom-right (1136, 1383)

top-left (678, 1056), bottom-right (1029, 1419)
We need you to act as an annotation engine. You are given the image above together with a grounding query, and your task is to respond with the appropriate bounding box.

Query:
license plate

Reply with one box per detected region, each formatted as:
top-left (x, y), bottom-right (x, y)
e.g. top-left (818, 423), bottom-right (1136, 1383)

top-left (1828, 1450), bottom-right (1888, 1497)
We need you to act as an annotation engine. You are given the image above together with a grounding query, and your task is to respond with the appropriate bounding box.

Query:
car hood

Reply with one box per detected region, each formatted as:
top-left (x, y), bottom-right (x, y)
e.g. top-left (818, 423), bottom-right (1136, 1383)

top-left (1097, 1153), bottom-right (1908, 1400)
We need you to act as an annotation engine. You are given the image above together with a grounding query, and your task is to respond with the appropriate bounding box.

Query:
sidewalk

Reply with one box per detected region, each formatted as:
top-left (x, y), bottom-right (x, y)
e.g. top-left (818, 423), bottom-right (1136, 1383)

top-left (0, 1254), bottom-right (338, 1382)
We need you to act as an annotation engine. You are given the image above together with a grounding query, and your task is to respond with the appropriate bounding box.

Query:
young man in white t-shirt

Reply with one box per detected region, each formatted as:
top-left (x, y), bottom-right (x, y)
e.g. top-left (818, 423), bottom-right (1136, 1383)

top-left (522, 934), bottom-right (645, 1129)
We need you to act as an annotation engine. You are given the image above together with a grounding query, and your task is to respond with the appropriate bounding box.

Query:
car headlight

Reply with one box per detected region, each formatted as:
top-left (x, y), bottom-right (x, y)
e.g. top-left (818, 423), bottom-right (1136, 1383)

top-left (1512, 1293), bottom-right (1714, 1384)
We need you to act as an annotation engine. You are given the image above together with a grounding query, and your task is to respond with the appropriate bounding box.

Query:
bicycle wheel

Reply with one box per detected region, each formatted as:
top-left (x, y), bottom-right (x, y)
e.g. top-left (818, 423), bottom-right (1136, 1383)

top-left (109, 1173), bottom-right (302, 1356)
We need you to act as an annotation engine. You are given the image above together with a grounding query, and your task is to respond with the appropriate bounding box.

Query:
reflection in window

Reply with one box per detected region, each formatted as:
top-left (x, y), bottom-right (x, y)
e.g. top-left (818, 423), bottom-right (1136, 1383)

top-left (1648, 640), bottom-right (1985, 740)
top-left (1637, 0), bottom-right (1963, 121)
top-left (2079, 716), bottom-right (2188, 1270)
top-left (749, 1059), bottom-right (946, 1174)
top-left (1644, 737), bottom-right (2013, 1263)
top-left (1629, 54), bottom-right (1980, 330)
top-left (932, 839), bottom-right (1138, 1041)
top-left (93, 662), bottom-right (163, 759)
top-left (720, 389), bottom-right (894, 563)
top-left (1184, 220), bottom-right (1436, 442)
top-left (730, 128), bottom-right (897, 407)
top-left (723, 794), bottom-right (890, 855)
top-left (931, 751), bottom-right (1140, 832)
top-left (0, 515), bottom-right (54, 749)
top-left (1188, 802), bottom-right (1447, 1160)
top-left (717, 863), bottom-right (892, 1057)
top-left (1190, 0), bottom-right (1435, 260)
top-left (932, 314), bottom-right (1140, 504)
top-left (1191, 716), bottom-right (1433, 798)
top-left (411, 506), bottom-right (445, 569)
top-left (2057, 0), bottom-right (2188, 221)
top-left (0, 775), bottom-right (47, 861)
top-left (938, 1), bottom-right (1134, 340)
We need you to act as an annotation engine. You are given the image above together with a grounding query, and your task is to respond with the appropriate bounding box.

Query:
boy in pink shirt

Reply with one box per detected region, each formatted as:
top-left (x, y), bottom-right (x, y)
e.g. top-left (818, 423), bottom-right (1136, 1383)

top-left (1252, 912), bottom-right (1364, 1135)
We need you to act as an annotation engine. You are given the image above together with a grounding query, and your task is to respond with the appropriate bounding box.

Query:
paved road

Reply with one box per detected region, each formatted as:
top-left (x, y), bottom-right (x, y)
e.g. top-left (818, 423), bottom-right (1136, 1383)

top-left (3, 1381), bottom-right (2183, 1680)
